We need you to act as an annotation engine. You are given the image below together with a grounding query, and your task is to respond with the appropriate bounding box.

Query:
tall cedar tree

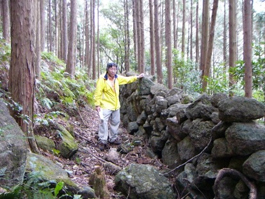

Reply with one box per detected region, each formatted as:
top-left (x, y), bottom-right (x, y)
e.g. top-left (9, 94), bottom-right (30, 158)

top-left (165, 0), bottom-right (172, 88)
top-left (229, 0), bottom-right (237, 96)
top-left (9, 0), bottom-right (39, 153)
top-left (243, 0), bottom-right (253, 97)
top-left (66, 0), bottom-right (77, 78)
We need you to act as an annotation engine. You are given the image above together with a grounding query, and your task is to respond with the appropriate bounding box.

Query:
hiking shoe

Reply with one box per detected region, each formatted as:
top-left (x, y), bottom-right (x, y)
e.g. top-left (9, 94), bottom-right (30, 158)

top-left (109, 138), bottom-right (121, 145)
top-left (99, 142), bottom-right (107, 151)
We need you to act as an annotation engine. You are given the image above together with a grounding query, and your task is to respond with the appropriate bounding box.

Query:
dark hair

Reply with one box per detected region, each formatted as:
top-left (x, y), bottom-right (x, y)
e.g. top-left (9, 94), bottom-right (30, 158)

top-left (106, 63), bottom-right (118, 70)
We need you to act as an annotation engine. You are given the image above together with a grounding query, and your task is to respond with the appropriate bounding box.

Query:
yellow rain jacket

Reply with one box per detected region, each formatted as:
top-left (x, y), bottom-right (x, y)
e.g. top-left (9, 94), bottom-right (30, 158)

top-left (94, 74), bottom-right (138, 110)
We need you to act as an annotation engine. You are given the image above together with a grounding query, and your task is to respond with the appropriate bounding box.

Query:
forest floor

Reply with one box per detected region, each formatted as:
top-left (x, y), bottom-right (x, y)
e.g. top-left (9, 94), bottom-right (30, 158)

top-left (40, 104), bottom-right (167, 198)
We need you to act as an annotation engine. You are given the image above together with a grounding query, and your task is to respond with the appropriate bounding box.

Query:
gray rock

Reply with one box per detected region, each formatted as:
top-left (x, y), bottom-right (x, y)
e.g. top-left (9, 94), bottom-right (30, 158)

top-left (0, 99), bottom-right (28, 189)
top-left (161, 139), bottom-right (180, 168)
top-left (211, 138), bottom-right (234, 158)
top-left (243, 150), bottom-right (265, 182)
top-left (114, 163), bottom-right (176, 199)
top-left (218, 96), bottom-right (265, 122)
top-left (225, 122), bottom-right (265, 156)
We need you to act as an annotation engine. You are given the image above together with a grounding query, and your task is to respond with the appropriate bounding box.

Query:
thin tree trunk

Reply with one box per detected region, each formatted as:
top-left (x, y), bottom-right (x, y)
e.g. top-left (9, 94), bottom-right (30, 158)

top-left (173, 0), bottom-right (177, 50)
top-left (229, 0), bottom-right (237, 96)
top-left (66, 0), bottom-right (77, 78)
top-left (124, 0), bottom-right (130, 72)
top-left (149, 0), bottom-right (155, 75)
top-left (223, 0), bottom-right (227, 74)
top-left (40, 0), bottom-right (46, 51)
top-left (195, 0), bottom-right (199, 64)
top-left (190, 0), bottom-right (193, 60)
top-left (36, 0), bottom-right (41, 79)
top-left (132, 0), bottom-right (138, 69)
top-left (91, 0), bottom-right (96, 79)
top-left (85, 0), bottom-right (90, 76)
top-left (181, 0), bottom-right (186, 57)
top-left (2, 0), bottom-right (10, 42)
top-left (200, 0), bottom-right (209, 82)
top-left (154, 0), bottom-right (162, 83)
top-left (140, 0), bottom-right (145, 73)
top-left (243, 0), bottom-right (252, 98)
top-left (203, 0), bottom-right (219, 92)
top-left (165, 0), bottom-right (172, 88)
top-left (62, 0), bottom-right (68, 61)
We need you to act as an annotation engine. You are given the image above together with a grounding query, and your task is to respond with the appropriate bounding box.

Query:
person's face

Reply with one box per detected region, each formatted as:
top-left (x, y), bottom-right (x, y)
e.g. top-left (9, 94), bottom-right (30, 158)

top-left (107, 66), bottom-right (117, 78)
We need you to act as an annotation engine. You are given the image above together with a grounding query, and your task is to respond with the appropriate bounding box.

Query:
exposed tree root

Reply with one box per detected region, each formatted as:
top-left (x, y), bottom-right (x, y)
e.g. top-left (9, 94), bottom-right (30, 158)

top-left (214, 168), bottom-right (257, 199)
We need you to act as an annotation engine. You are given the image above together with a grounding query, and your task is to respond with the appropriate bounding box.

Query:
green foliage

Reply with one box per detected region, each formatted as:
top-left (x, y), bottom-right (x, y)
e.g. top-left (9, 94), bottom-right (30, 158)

top-left (0, 172), bottom-right (74, 199)
top-left (36, 61), bottom-right (95, 110)
top-left (0, 39), bottom-right (11, 63)
top-left (204, 66), bottom-right (229, 94)
top-left (172, 49), bottom-right (201, 95)
top-left (41, 52), bottom-right (65, 66)
top-left (229, 44), bottom-right (265, 101)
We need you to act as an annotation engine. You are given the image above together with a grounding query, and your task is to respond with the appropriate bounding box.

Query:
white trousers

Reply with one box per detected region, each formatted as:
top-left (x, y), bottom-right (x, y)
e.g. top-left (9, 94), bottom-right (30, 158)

top-left (98, 109), bottom-right (120, 144)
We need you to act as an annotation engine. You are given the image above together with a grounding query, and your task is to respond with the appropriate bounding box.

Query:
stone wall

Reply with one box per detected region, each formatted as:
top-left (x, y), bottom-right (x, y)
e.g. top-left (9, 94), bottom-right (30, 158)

top-left (120, 76), bottom-right (265, 199)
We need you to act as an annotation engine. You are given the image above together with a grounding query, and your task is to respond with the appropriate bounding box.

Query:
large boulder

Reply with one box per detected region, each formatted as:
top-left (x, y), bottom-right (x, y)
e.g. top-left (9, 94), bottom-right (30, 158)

top-left (0, 99), bottom-right (28, 189)
top-left (243, 150), bottom-right (265, 182)
top-left (114, 163), bottom-right (176, 199)
top-left (225, 122), bottom-right (265, 156)
top-left (218, 96), bottom-right (265, 122)
top-left (26, 153), bottom-right (95, 198)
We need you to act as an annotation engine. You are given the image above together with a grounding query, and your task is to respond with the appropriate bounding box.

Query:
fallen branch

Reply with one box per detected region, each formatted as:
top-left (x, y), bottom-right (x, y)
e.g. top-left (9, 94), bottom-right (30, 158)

top-left (213, 168), bottom-right (257, 199)
top-left (164, 136), bottom-right (212, 175)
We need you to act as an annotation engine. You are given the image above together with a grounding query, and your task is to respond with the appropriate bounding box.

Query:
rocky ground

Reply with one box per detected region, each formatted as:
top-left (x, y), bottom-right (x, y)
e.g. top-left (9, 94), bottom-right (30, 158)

top-left (39, 104), bottom-right (167, 198)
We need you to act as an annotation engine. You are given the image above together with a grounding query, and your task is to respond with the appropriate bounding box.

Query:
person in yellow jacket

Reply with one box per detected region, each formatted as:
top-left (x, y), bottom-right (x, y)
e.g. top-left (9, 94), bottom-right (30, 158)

top-left (94, 62), bottom-right (144, 151)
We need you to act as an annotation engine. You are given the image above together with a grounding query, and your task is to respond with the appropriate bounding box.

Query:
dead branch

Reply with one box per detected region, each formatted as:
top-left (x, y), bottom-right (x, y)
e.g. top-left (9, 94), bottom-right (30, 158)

top-left (164, 136), bottom-right (212, 175)
top-left (214, 168), bottom-right (257, 199)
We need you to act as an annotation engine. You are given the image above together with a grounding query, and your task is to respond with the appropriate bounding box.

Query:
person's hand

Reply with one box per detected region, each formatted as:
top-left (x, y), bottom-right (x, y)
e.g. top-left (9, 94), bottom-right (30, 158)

top-left (96, 106), bottom-right (101, 112)
top-left (137, 73), bottom-right (145, 79)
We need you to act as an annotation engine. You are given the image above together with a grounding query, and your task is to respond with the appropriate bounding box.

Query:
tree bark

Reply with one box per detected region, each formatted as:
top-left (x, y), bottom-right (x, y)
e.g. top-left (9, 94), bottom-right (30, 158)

top-left (66, 0), bottom-right (77, 78)
top-left (149, 0), bottom-right (155, 75)
top-left (40, 0), bottom-right (46, 52)
top-left (154, 0), bottom-right (162, 83)
top-left (195, 0), bottom-right (199, 64)
top-left (2, 0), bottom-right (10, 42)
top-left (181, 0), bottom-right (186, 57)
top-left (200, 0), bottom-right (209, 82)
top-left (203, 0), bottom-right (219, 92)
top-left (9, 0), bottom-right (39, 153)
top-left (229, 0), bottom-right (237, 96)
top-left (243, 0), bottom-right (252, 98)
top-left (165, 0), bottom-right (172, 88)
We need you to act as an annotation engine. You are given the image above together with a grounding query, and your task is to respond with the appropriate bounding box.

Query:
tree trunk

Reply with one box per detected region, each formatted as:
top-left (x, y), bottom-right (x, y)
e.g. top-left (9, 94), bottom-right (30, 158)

top-left (9, 0), bottom-right (39, 153)
top-left (223, 0), bottom-right (227, 74)
top-left (203, 0), bottom-right (219, 92)
top-left (2, 0), bottom-right (10, 42)
top-left (124, 0), bottom-right (130, 72)
top-left (190, 0), bottom-right (193, 60)
top-left (229, 0), bottom-right (237, 96)
top-left (35, 0), bottom-right (41, 79)
top-left (62, 0), bottom-right (68, 62)
top-left (243, 0), bottom-right (252, 98)
top-left (154, 0), bottom-right (162, 83)
top-left (195, 0), bottom-right (199, 64)
top-left (90, 0), bottom-right (96, 79)
top-left (85, 0), bottom-right (90, 76)
top-left (40, 0), bottom-right (46, 52)
top-left (139, 0), bottom-right (145, 73)
top-left (132, 0), bottom-right (138, 69)
top-left (181, 0), bottom-right (186, 57)
top-left (200, 0), bottom-right (209, 82)
top-left (149, 0), bottom-right (155, 76)
top-left (165, 0), bottom-right (172, 88)
top-left (66, 0), bottom-right (77, 78)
